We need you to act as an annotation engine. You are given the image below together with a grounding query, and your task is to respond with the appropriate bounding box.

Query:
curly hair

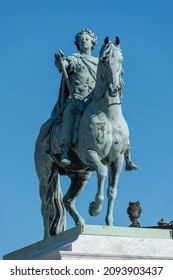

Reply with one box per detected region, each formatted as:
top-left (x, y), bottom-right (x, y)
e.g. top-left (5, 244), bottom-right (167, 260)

top-left (74, 29), bottom-right (97, 51)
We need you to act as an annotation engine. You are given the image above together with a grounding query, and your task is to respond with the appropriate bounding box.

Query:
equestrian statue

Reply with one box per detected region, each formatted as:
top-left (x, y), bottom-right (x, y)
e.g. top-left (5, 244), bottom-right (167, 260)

top-left (34, 29), bottom-right (139, 239)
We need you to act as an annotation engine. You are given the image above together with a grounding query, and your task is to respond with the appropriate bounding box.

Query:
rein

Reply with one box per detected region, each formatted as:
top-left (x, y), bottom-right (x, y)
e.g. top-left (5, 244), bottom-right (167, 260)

top-left (91, 89), bottom-right (106, 101)
top-left (91, 87), bottom-right (122, 102)
top-left (108, 101), bottom-right (121, 107)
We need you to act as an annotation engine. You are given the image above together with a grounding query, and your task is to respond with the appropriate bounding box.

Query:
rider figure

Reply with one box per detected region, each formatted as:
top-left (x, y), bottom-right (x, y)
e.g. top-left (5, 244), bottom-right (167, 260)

top-left (51, 28), bottom-right (139, 171)
top-left (52, 29), bottom-right (98, 166)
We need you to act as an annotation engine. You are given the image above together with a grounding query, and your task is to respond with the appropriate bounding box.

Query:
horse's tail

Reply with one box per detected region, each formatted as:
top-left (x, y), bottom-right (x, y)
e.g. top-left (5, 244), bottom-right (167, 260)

top-left (49, 173), bottom-right (66, 236)
top-left (40, 173), bottom-right (66, 239)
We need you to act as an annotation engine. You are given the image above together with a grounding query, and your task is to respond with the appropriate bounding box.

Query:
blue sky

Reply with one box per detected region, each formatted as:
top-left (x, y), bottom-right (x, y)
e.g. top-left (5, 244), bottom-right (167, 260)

top-left (1, 0), bottom-right (173, 259)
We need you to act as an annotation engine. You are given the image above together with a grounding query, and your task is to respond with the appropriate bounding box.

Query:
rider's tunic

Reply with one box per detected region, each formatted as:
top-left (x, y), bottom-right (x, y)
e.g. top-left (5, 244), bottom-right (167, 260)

top-left (51, 54), bottom-right (98, 146)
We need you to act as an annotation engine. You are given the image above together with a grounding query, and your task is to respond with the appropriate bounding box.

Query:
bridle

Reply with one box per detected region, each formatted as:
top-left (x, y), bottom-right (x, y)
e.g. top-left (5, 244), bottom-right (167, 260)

top-left (92, 41), bottom-right (123, 102)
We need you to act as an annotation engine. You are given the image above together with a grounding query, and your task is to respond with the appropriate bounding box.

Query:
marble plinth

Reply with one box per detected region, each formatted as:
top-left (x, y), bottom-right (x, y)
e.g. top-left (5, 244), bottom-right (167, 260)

top-left (3, 225), bottom-right (173, 260)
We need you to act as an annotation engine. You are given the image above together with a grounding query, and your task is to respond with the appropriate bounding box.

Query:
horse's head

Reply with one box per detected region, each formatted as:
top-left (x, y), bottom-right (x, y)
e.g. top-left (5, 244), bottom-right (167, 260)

top-left (99, 36), bottom-right (124, 97)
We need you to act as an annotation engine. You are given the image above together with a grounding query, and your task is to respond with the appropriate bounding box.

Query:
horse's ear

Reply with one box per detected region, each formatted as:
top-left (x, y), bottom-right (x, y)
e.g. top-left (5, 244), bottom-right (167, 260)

top-left (115, 36), bottom-right (120, 46)
top-left (104, 36), bottom-right (109, 45)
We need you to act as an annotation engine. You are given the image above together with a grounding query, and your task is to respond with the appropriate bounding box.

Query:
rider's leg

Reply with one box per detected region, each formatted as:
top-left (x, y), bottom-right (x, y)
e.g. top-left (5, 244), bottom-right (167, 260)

top-left (60, 102), bottom-right (77, 166)
top-left (124, 145), bottom-right (139, 171)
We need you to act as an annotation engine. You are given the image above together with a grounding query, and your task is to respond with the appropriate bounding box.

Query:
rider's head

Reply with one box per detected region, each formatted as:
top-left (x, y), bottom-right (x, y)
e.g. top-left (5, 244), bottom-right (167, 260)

top-left (74, 29), bottom-right (97, 51)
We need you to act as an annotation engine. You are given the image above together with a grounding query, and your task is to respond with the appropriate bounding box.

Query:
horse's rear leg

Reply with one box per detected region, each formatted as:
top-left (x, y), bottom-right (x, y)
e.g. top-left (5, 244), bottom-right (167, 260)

top-left (63, 172), bottom-right (91, 226)
top-left (84, 149), bottom-right (107, 217)
top-left (105, 155), bottom-right (124, 226)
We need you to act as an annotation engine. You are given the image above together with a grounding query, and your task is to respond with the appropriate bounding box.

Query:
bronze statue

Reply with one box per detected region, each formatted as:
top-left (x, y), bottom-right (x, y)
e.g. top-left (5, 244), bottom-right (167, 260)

top-left (35, 30), bottom-right (139, 239)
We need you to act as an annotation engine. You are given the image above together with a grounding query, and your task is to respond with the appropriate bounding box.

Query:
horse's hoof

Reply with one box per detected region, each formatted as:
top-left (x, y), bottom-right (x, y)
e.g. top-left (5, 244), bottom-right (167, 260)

top-left (105, 216), bottom-right (113, 226)
top-left (125, 161), bottom-right (139, 171)
top-left (76, 217), bottom-right (85, 226)
top-left (89, 201), bottom-right (102, 216)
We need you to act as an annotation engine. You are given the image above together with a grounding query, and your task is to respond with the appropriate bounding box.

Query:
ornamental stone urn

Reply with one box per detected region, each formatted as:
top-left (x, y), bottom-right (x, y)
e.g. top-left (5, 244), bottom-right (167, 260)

top-left (127, 201), bottom-right (142, 227)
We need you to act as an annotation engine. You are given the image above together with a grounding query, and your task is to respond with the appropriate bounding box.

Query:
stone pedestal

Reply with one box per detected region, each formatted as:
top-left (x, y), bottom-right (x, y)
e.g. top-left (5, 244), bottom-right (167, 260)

top-left (3, 225), bottom-right (173, 260)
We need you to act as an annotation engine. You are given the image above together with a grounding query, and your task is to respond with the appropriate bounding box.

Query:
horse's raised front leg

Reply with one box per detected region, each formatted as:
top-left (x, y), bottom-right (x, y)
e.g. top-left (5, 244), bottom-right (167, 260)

top-left (63, 171), bottom-right (91, 226)
top-left (106, 155), bottom-right (124, 226)
top-left (85, 149), bottom-right (107, 216)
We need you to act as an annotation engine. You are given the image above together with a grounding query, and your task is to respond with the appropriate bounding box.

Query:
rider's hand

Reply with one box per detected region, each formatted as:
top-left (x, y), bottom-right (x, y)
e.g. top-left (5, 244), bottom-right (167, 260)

top-left (54, 50), bottom-right (64, 72)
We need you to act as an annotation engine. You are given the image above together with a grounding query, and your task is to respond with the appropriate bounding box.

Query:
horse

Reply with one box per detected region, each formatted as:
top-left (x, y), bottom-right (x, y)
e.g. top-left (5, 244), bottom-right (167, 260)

top-left (34, 36), bottom-right (130, 239)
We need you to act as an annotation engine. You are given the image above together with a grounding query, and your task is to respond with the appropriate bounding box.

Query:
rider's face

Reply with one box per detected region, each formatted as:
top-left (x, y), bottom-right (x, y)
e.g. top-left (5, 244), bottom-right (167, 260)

top-left (78, 33), bottom-right (93, 54)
